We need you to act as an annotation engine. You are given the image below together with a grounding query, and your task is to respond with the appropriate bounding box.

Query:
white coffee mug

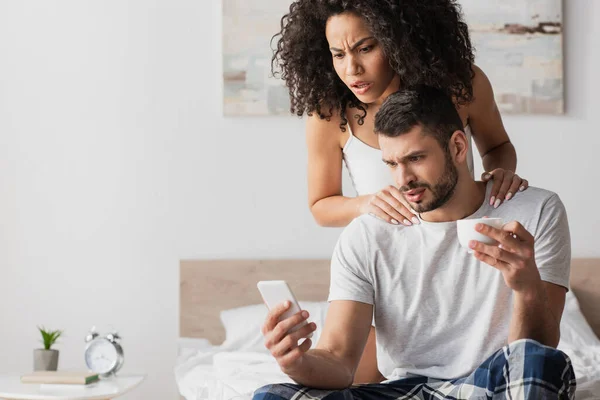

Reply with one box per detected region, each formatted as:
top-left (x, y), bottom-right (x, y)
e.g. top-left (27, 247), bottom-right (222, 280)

top-left (456, 217), bottom-right (504, 252)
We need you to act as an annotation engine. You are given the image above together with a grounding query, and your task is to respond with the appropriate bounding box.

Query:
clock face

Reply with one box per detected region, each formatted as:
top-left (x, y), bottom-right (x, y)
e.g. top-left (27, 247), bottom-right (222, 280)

top-left (85, 338), bottom-right (118, 374)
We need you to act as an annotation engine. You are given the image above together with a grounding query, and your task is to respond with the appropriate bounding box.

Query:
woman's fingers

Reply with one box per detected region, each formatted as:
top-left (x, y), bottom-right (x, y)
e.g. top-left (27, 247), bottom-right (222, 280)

top-left (368, 196), bottom-right (406, 225)
top-left (505, 174), bottom-right (523, 201)
top-left (368, 201), bottom-right (415, 226)
top-left (395, 202), bottom-right (419, 224)
top-left (365, 187), bottom-right (419, 226)
top-left (488, 170), bottom-right (504, 207)
top-left (387, 186), bottom-right (419, 222)
top-left (486, 170), bottom-right (530, 207)
top-left (368, 206), bottom-right (404, 225)
top-left (493, 173), bottom-right (513, 208)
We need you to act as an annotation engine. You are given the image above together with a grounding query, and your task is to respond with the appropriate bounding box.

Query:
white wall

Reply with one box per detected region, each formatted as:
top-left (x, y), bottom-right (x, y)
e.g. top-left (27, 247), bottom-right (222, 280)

top-left (0, 1), bottom-right (598, 399)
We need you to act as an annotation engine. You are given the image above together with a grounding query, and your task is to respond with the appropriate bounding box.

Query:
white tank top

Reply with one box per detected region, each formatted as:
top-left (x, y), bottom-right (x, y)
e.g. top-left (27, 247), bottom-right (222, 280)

top-left (342, 125), bottom-right (475, 195)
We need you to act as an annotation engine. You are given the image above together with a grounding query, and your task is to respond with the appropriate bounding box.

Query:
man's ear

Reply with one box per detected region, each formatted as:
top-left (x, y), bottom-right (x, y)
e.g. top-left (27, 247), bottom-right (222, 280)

top-left (449, 130), bottom-right (469, 163)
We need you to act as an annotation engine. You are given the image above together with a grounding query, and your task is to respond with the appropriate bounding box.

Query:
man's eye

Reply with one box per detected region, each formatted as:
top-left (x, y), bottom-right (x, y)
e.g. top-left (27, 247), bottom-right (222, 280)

top-left (409, 156), bottom-right (422, 163)
top-left (359, 46), bottom-right (372, 53)
top-left (333, 53), bottom-right (344, 59)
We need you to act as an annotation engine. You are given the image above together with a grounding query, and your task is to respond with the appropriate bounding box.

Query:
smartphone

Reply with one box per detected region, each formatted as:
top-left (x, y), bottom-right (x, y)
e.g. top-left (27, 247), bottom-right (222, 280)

top-left (257, 280), bottom-right (313, 338)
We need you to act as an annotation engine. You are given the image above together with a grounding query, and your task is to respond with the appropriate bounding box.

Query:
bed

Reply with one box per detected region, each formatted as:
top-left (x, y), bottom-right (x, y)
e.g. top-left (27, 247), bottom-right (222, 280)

top-left (176, 259), bottom-right (600, 400)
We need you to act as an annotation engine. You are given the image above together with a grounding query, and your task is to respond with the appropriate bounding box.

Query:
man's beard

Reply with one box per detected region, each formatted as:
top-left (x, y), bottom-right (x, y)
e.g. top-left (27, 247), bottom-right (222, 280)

top-left (401, 154), bottom-right (458, 213)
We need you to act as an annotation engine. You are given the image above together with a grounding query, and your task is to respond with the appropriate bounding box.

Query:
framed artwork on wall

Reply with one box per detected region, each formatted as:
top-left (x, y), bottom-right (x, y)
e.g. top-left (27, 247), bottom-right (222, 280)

top-left (461, 0), bottom-right (564, 114)
top-left (222, 0), bottom-right (291, 116)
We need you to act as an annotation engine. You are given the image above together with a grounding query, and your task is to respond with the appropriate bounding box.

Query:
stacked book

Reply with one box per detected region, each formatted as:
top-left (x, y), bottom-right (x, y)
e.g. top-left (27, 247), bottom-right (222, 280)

top-left (21, 371), bottom-right (100, 385)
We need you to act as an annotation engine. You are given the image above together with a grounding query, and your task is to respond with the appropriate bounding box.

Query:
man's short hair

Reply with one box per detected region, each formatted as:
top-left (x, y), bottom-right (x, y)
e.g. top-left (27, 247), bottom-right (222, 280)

top-left (374, 85), bottom-right (464, 150)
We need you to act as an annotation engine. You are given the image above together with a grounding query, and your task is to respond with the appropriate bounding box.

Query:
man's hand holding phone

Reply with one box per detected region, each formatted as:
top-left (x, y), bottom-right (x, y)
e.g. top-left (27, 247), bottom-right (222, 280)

top-left (261, 300), bottom-right (317, 374)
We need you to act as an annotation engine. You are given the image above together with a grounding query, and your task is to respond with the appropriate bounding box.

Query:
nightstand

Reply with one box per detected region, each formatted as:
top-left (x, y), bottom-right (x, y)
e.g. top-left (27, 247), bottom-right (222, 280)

top-left (0, 374), bottom-right (145, 400)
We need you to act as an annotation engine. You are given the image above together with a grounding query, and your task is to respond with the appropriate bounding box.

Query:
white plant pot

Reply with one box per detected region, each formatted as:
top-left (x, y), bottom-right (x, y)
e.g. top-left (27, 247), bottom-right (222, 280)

top-left (33, 349), bottom-right (59, 371)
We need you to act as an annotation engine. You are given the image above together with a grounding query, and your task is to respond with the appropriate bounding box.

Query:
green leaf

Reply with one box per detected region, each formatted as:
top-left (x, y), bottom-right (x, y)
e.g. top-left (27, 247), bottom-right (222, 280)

top-left (38, 326), bottom-right (63, 350)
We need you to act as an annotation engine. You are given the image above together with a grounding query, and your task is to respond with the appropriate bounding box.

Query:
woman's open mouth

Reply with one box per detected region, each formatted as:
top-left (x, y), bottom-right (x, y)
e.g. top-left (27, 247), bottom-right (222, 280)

top-left (350, 81), bottom-right (373, 95)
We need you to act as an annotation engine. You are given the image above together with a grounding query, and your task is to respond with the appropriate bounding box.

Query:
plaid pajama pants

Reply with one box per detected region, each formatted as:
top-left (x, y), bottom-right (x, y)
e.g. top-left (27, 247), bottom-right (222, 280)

top-left (253, 339), bottom-right (576, 400)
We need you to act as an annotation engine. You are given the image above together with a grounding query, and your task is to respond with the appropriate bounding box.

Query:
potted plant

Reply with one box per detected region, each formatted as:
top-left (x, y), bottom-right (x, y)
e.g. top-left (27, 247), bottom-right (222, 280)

top-left (34, 326), bottom-right (63, 371)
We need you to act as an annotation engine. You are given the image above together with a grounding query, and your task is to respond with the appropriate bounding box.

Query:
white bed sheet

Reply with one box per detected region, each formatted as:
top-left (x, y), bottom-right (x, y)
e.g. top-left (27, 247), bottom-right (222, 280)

top-left (176, 342), bottom-right (600, 400)
top-left (176, 338), bottom-right (291, 400)
top-left (177, 291), bottom-right (600, 400)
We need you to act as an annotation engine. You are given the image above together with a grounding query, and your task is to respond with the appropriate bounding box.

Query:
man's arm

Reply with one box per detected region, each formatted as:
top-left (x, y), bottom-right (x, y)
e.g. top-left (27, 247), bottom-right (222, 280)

top-left (276, 216), bottom-right (376, 388)
top-left (509, 193), bottom-right (570, 347)
top-left (509, 280), bottom-right (565, 347)
top-left (470, 219), bottom-right (568, 348)
top-left (285, 300), bottom-right (373, 389)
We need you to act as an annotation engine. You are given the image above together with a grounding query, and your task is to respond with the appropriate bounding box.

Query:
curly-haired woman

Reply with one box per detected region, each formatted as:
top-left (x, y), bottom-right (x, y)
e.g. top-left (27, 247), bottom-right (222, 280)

top-left (269, 0), bottom-right (528, 384)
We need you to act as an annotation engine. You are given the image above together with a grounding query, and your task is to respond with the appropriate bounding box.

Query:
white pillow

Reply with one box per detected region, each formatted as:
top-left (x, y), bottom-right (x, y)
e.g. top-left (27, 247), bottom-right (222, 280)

top-left (558, 290), bottom-right (600, 349)
top-left (219, 301), bottom-right (329, 352)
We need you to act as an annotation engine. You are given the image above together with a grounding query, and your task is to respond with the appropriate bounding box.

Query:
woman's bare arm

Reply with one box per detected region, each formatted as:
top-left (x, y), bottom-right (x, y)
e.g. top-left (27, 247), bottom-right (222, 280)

top-left (468, 65), bottom-right (517, 173)
top-left (468, 65), bottom-right (527, 205)
top-left (306, 114), bottom-right (365, 227)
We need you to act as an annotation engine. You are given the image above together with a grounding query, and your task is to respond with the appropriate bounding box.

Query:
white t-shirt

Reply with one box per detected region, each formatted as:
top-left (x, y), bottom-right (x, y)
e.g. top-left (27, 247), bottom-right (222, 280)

top-left (328, 182), bottom-right (571, 380)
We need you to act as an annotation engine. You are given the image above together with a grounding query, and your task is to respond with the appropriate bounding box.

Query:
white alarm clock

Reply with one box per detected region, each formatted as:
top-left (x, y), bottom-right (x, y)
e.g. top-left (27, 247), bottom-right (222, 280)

top-left (84, 327), bottom-right (124, 377)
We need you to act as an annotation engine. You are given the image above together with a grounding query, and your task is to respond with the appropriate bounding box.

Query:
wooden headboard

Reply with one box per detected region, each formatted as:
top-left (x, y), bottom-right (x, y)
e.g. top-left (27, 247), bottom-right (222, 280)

top-left (570, 259), bottom-right (600, 337)
top-left (179, 258), bottom-right (600, 344)
top-left (179, 259), bottom-right (330, 344)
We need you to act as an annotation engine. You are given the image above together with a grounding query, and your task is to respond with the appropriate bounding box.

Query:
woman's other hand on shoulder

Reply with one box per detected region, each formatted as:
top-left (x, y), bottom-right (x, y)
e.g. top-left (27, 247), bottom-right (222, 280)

top-left (482, 169), bottom-right (529, 208)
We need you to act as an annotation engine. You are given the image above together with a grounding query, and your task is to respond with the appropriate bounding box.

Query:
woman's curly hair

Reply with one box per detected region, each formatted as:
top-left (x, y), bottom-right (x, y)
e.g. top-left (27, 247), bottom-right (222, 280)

top-left (271, 0), bottom-right (475, 131)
